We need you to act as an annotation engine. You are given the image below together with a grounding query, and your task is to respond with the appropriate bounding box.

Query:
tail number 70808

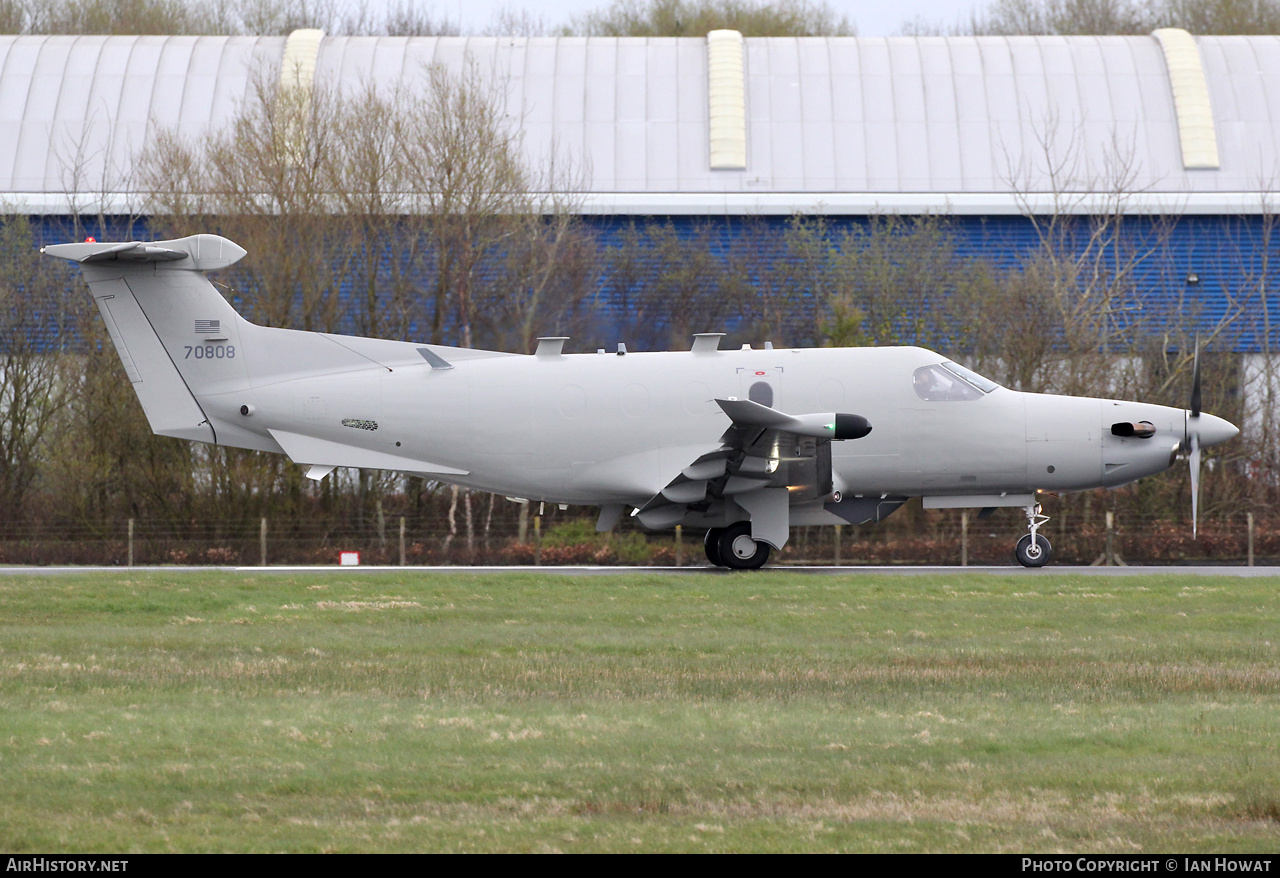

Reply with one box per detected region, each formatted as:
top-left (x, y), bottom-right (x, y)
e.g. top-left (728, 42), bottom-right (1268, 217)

top-left (184, 345), bottom-right (236, 359)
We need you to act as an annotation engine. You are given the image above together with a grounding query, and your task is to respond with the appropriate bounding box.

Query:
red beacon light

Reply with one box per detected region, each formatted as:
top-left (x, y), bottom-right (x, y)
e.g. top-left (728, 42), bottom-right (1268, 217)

top-left (85, 236), bottom-right (96, 243)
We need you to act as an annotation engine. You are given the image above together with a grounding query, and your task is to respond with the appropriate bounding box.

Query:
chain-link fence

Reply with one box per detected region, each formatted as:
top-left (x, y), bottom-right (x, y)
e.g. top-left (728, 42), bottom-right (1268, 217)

top-left (0, 509), bottom-right (1273, 567)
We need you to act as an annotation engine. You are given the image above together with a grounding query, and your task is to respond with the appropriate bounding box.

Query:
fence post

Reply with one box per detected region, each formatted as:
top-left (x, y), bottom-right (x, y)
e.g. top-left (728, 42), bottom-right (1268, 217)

top-left (1248, 512), bottom-right (1255, 567)
top-left (128, 518), bottom-right (134, 568)
top-left (961, 511), bottom-right (968, 567)
top-left (1092, 512), bottom-right (1116, 567)
top-left (1106, 511), bottom-right (1114, 566)
top-left (833, 524), bottom-right (842, 566)
top-left (675, 525), bottom-right (683, 567)
top-left (400, 517), bottom-right (406, 566)
top-left (260, 517), bottom-right (267, 567)
top-left (534, 515), bottom-right (541, 566)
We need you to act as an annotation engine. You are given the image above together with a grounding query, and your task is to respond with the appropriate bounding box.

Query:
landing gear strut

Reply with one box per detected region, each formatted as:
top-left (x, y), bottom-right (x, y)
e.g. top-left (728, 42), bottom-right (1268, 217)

top-left (1014, 503), bottom-right (1051, 567)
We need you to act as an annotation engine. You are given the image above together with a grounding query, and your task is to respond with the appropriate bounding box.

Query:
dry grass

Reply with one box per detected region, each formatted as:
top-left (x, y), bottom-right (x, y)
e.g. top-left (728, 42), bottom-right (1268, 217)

top-left (0, 570), bottom-right (1278, 852)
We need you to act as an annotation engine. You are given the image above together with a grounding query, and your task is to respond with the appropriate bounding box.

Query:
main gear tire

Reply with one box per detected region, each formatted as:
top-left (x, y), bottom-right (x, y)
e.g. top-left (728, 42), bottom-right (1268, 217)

top-left (704, 527), bottom-right (726, 567)
top-left (718, 522), bottom-right (771, 570)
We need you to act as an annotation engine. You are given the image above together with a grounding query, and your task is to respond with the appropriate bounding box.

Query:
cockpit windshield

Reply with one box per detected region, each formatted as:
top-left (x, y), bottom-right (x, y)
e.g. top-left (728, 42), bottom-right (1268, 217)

top-left (912, 361), bottom-right (1001, 401)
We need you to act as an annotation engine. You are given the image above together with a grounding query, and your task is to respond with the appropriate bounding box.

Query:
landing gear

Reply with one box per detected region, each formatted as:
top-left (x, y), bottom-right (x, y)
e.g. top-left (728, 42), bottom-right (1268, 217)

top-left (717, 521), bottom-right (771, 570)
top-left (1014, 503), bottom-right (1051, 567)
top-left (704, 527), bottom-right (725, 567)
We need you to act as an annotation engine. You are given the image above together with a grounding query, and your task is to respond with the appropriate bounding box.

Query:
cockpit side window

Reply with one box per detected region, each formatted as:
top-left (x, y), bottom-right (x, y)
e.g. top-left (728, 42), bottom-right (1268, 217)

top-left (940, 361), bottom-right (1000, 393)
top-left (913, 363), bottom-right (987, 401)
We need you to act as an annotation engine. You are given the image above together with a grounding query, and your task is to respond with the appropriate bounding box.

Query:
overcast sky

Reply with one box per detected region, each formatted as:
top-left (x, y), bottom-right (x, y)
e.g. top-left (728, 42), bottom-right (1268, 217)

top-left (413, 0), bottom-right (986, 36)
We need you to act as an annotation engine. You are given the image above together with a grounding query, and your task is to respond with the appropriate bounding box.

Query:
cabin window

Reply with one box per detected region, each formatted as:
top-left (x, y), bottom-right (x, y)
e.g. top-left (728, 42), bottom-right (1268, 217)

top-left (912, 362), bottom-right (998, 401)
top-left (749, 381), bottom-right (774, 407)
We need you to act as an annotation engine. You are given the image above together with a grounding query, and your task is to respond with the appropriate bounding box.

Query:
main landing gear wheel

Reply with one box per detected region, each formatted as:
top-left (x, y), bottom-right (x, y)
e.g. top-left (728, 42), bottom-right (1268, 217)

top-left (1014, 533), bottom-right (1051, 567)
top-left (718, 521), bottom-right (771, 570)
top-left (704, 527), bottom-right (725, 567)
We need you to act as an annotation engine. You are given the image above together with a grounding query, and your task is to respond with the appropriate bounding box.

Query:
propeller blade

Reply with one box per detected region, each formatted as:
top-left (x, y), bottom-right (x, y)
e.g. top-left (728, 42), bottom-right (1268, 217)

top-left (1189, 437), bottom-right (1201, 540)
top-left (1186, 336), bottom-right (1202, 538)
top-left (1190, 336), bottom-right (1202, 419)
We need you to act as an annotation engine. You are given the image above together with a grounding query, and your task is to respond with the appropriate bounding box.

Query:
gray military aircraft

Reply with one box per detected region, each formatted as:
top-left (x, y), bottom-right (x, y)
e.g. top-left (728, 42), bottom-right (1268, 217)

top-left (44, 234), bottom-right (1239, 568)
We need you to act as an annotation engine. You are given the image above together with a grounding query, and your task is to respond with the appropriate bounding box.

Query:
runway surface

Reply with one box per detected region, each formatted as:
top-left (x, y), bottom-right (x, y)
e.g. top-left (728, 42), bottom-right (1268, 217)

top-left (0, 565), bottom-right (1277, 576)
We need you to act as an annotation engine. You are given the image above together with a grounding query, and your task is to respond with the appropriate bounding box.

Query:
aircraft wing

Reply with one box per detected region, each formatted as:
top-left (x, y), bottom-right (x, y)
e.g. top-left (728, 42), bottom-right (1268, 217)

top-left (633, 399), bottom-right (872, 548)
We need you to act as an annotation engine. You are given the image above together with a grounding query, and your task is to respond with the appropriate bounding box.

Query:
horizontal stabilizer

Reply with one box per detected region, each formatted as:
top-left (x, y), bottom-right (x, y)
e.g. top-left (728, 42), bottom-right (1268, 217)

top-left (45, 241), bottom-right (187, 263)
top-left (42, 234), bottom-right (247, 272)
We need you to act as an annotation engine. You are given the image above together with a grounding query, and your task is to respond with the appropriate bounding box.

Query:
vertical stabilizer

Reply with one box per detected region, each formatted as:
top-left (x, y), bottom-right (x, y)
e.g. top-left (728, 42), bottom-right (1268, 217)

top-left (42, 235), bottom-right (250, 445)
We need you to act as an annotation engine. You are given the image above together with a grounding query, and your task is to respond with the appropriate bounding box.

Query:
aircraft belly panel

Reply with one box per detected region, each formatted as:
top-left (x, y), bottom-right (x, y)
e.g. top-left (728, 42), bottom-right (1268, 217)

top-left (831, 454), bottom-right (901, 494)
top-left (268, 429), bottom-right (469, 475)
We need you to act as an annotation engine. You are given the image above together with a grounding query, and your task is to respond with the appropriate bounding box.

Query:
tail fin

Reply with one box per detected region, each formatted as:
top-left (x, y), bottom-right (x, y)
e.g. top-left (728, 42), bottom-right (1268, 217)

top-left (43, 234), bottom-right (249, 445)
top-left (46, 234), bottom-right (500, 456)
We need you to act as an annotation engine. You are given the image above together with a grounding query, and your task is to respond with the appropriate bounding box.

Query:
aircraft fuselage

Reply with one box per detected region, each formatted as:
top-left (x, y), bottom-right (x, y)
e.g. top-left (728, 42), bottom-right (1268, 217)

top-left (206, 343), bottom-right (1202, 506)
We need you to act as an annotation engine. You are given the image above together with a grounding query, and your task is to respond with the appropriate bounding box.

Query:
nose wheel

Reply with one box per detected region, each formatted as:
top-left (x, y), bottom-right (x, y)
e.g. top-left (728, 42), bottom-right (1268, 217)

top-left (1014, 504), bottom-right (1052, 567)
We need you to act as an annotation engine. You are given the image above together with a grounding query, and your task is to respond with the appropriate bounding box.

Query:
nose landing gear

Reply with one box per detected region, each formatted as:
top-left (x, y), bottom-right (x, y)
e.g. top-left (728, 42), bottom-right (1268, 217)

top-left (1014, 503), bottom-right (1051, 567)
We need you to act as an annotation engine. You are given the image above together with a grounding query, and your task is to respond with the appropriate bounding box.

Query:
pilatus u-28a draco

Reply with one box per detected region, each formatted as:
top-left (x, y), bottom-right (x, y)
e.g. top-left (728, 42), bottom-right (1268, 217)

top-left (44, 234), bottom-right (1239, 568)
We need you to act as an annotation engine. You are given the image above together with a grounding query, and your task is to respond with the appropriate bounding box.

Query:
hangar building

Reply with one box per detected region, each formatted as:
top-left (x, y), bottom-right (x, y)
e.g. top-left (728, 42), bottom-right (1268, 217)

top-left (2, 28), bottom-right (1279, 352)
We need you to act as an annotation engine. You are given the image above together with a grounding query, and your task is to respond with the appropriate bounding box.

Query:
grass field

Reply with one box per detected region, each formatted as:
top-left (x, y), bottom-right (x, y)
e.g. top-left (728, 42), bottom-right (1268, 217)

top-left (1, 569), bottom-right (1278, 853)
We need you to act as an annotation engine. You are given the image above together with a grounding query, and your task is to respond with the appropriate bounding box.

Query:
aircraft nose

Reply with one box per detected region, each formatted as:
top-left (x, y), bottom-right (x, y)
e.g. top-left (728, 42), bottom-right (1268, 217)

top-left (1196, 413), bottom-right (1239, 448)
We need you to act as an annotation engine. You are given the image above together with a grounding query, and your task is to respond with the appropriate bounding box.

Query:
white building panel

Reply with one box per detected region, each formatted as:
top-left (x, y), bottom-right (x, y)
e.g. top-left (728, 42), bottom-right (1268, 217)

top-left (3, 32), bottom-right (1280, 213)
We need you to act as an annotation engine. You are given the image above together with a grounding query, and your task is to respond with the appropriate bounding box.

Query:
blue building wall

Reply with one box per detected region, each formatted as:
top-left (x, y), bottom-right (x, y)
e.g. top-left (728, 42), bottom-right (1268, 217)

top-left (28, 212), bottom-right (1280, 354)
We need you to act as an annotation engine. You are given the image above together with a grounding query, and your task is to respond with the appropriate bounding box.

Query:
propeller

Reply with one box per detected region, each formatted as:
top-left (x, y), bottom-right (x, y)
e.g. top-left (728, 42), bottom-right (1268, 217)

top-left (1186, 340), bottom-right (1202, 538)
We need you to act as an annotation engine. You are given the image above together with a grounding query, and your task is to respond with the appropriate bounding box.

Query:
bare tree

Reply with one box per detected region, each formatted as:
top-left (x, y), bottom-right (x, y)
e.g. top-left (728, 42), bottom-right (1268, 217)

top-left (0, 0), bottom-right (458, 36)
top-left (963, 0), bottom-right (1280, 35)
top-left (396, 63), bottom-right (544, 348)
top-left (0, 216), bottom-right (78, 520)
top-left (570, 0), bottom-right (856, 37)
top-left (967, 0), bottom-right (1150, 35)
top-left (144, 70), bottom-right (353, 331)
top-left (135, 51), bottom-right (600, 541)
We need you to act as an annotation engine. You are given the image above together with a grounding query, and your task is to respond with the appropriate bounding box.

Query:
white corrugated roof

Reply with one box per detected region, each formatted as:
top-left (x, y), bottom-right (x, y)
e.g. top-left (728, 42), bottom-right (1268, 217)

top-left (2, 32), bottom-right (1278, 215)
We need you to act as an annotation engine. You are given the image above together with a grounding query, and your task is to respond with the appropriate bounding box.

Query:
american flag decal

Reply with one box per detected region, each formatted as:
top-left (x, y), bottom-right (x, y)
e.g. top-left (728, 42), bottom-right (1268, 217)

top-left (195, 319), bottom-right (220, 334)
